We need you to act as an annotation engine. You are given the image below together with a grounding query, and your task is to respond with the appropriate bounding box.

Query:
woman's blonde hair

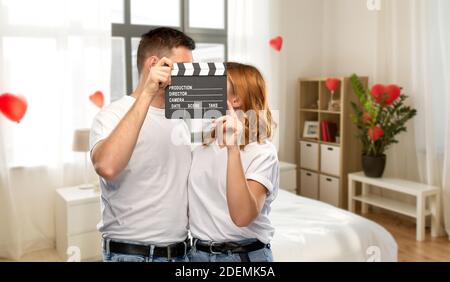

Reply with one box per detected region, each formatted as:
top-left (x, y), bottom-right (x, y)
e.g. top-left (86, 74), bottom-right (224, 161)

top-left (204, 62), bottom-right (275, 148)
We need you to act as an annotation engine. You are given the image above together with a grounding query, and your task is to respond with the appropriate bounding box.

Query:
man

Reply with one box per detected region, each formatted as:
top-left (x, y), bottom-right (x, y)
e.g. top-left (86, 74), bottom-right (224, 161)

top-left (90, 27), bottom-right (195, 262)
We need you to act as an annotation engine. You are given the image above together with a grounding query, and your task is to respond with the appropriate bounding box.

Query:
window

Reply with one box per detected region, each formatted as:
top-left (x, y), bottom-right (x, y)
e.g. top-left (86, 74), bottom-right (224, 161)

top-left (111, 0), bottom-right (228, 100)
top-left (0, 0), bottom-right (111, 167)
top-left (189, 0), bottom-right (225, 29)
top-left (192, 43), bottom-right (226, 62)
top-left (131, 0), bottom-right (181, 26)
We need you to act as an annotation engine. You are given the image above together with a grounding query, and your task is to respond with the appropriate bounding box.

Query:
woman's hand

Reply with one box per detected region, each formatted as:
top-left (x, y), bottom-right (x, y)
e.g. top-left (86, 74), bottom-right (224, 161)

top-left (213, 101), bottom-right (244, 148)
top-left (215, 101), bottom-right (268, 227)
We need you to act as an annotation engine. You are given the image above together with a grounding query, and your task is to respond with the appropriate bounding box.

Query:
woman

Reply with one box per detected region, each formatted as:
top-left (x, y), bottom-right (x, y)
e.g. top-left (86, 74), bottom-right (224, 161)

top-left (188, 62), bottom-right (279, 262)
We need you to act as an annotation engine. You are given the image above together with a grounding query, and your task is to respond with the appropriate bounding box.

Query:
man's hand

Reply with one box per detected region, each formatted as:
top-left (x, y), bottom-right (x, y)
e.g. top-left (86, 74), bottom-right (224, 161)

top-left (143, 57), bottom-right (173, 98)
top-left (91, 58), bottom-right (173, 181)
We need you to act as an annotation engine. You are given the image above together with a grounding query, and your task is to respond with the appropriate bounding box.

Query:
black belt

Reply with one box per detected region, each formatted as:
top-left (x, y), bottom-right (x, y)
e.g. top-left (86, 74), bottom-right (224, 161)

top-left (105, 238), bottom-right (190, 259)
top-left (194, 239), bottom-right (268, 255)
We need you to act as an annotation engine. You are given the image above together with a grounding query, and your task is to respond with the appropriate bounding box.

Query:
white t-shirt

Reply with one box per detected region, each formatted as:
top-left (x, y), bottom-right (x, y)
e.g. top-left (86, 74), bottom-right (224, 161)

top-left (188, 141), bottom-right (279, 244)
top-left (90, 95), bottom-right (191, 244)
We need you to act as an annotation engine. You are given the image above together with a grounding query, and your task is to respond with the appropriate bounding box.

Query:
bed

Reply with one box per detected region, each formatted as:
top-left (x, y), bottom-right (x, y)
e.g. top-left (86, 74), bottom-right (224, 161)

top-left (269, 189), bottom-right (398, 262)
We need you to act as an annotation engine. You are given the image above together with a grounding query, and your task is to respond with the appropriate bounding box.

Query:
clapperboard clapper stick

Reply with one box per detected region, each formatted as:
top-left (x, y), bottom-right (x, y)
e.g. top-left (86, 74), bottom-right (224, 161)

top-left (165, 63), bottom-right (227, 119)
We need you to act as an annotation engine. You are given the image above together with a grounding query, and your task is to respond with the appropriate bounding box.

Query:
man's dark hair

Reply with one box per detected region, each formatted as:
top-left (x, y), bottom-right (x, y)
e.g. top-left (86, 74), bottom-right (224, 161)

top-left (137, 27), bottom-right (195, 74)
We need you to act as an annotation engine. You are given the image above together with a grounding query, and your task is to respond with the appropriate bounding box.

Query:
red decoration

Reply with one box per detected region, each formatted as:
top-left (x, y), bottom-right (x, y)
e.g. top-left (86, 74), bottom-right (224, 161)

top-left (89, 91), bottom-right (104, 108)
top-left (385, 84), bottom-right (401, 106)
top-left (269, 36), bottom-right (283, 52)
top-left (368, 126), bottom-right (384, 142)
top-left (370, 84), bottom-right (401, 107)
top-left (363, 112), bottom-right (373, 124)
top-left (0, 93), bottom-right (28, 123)
top-left (370, 84), bottom-right (386, 105)
top-left (325, 78), bottom-right (341, 93)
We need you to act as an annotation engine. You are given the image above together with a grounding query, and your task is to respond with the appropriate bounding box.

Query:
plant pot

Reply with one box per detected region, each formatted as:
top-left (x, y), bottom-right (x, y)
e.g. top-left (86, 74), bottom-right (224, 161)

top-left (362, 155), bottom-right (386, 178)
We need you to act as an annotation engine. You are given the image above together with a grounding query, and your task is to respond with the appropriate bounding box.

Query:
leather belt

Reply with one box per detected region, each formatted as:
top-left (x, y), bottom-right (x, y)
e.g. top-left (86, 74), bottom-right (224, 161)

top-left (194, 239), bottom-right (268, 255)
top-left (105, 238), bottom-right (190, 259)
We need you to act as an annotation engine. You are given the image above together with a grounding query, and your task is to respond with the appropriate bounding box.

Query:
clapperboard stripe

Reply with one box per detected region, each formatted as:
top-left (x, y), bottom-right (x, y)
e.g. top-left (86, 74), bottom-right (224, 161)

top-left (171, 63), bottom-right (226, 76)
top-left (208, 63), bottom-right (216, 76)
top-left (199, 63), bottom-right (210, 76)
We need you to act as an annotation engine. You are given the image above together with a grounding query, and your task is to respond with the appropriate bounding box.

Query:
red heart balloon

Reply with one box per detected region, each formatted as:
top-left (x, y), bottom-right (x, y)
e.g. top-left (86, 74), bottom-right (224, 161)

top-left (269, 36), bottom-right (283, 52)
top-left (371, 84), bottom-right (401, 107)
top-left (89, 91), bottom-right (104, 108)
top-left (325, 78), bottom-right (341, 92)
top-left (385, 84), bottom-right (401, 106)
top-left (0, 93), bottom-right (28, 123)
top-left (370, 84), bottom-right (387, 105)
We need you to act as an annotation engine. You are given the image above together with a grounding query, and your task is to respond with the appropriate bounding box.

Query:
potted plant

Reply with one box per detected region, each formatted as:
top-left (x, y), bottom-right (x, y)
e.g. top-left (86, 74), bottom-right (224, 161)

top-left (350, 74), bottom-right (417, 178)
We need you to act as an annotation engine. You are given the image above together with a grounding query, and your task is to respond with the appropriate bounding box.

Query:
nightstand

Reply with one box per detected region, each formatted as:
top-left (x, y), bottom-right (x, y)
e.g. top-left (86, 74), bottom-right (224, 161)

top-left (280, 162), bottom-right (297, 194)
top-left (55, 186), bottom-right (102, 261)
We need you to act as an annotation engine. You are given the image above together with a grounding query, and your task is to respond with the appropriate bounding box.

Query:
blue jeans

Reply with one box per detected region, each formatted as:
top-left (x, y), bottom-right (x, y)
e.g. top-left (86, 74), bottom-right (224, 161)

top-left (102, 238), bottom-right (189, 262)
top-left (188, 239), bottom-right (273, 262)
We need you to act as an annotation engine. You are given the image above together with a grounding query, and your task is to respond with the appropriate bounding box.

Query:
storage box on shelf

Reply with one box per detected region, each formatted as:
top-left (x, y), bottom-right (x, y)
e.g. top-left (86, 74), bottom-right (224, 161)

top-left (297, 77), bottom-right (369, 208)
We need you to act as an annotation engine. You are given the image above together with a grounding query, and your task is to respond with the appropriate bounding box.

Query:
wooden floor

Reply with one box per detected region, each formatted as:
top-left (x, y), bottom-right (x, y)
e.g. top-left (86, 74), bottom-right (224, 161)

top-left (0, 248), bottom-right (62, 262)
top-left (1, 212), bottom-right (449, 262)
top-left (363, 211), bottom-right (450, 262)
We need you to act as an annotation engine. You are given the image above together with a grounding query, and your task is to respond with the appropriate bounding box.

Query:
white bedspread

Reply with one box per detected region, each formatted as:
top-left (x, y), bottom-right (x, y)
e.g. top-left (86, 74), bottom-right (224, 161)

top-left (269, 190), bottom-right (398, 262)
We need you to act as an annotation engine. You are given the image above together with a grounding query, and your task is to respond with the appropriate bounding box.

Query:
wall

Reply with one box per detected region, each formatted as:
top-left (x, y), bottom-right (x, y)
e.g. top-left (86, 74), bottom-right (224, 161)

top-left (277, 0), bottom-right (324, 163)
top-left (277, 0), bottom-right (380, 164)
top-left (321, 0), bottom-right (378, 78)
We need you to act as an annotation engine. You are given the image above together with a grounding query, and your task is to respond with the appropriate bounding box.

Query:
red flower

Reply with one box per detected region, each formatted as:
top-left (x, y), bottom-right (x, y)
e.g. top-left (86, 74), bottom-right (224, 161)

top-left (363, 112), bottom-right (373, 124)
top-left (325, 78), bottom-right (341, 92)
top-left (385, 84), bottom-right (401, 106)
top-left (368, 126), bottom-right (384, 142)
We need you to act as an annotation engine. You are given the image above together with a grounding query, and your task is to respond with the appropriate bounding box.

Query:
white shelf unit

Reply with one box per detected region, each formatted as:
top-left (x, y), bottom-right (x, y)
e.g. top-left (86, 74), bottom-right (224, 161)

top-left (348, 172), bottom-right (441, 241)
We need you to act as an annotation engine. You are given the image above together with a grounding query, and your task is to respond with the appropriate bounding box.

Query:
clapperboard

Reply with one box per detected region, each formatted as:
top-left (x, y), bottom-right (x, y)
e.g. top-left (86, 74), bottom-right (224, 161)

top-left (165, 62), bottom-right (227, 119)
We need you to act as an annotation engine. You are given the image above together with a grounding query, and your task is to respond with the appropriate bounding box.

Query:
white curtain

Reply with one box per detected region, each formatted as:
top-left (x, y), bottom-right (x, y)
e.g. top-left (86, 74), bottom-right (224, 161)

top-left (0, 0), bottom-right (111, 259)
top-left (228, 0), bottom-right (284, 149)
top-left (372, 0), bottom-right (450, 238)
